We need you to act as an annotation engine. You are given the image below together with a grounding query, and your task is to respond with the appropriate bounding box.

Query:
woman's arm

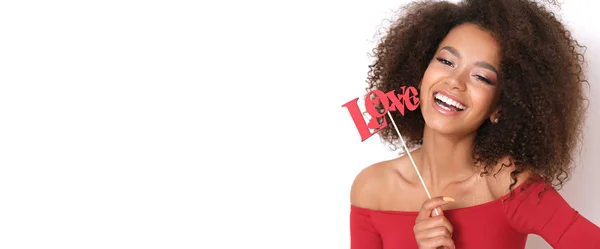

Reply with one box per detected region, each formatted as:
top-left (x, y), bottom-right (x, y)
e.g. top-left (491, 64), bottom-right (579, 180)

top-left (349, 164), bottom-right (384, 249)
top-left (502, 180), bottom-right (600, 248)
top-left (350, 206), bottom-right (382, 249)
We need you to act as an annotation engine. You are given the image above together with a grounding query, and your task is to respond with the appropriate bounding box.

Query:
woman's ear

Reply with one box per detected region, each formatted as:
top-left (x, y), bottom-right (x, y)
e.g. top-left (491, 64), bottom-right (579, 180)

top-left (490, 107), bottom-right (502, 124)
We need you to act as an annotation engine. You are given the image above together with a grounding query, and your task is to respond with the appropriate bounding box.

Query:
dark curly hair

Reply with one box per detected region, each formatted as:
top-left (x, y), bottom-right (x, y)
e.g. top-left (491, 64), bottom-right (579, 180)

top-left (366, 0), bottom-right (588, 190)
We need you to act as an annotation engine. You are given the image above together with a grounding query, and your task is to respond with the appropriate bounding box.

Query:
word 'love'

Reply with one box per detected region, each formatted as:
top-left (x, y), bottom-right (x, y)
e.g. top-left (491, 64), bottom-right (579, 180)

top-left (342, 86), bottom-right (420, 142)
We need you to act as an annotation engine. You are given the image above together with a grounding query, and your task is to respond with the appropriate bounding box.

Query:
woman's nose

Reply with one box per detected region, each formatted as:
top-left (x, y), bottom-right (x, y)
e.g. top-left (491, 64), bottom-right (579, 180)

top-left (445, 71), bottom-right (468, 91)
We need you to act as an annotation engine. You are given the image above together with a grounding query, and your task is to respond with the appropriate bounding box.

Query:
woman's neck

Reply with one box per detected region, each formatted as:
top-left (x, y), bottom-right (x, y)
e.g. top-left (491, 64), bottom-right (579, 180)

top-left (416, 127), bottom-right (481, 190)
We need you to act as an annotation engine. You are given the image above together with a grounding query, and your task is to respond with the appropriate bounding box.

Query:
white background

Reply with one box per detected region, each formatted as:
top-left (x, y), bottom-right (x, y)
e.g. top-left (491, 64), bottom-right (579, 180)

top-left (0, 0), bottom-right (597, 248)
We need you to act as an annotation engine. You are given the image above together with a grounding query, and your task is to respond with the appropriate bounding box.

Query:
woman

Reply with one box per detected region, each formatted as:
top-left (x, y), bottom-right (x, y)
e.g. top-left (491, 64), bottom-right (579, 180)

top-left (349, 0), bottom-right (600, 248)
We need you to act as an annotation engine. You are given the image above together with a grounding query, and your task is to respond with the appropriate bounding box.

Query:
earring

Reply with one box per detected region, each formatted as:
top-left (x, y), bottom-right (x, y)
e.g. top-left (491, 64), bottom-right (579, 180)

top-left (493, 117), bottom-right (499, 124)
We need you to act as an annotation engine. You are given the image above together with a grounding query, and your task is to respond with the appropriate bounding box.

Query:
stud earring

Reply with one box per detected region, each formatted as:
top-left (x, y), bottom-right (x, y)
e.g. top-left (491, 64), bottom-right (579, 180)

top-left (493, 117), bottom-right (499, 124)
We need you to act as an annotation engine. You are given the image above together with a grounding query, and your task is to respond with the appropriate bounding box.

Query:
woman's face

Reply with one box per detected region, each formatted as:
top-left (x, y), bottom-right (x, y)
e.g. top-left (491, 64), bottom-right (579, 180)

top-left (420, 23), bottom-right (502, 136)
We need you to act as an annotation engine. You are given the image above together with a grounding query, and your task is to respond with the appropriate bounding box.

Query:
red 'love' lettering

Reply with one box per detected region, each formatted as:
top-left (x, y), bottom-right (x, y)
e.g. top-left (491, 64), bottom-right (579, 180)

top-left (342, 86), bottom-right (420, 142)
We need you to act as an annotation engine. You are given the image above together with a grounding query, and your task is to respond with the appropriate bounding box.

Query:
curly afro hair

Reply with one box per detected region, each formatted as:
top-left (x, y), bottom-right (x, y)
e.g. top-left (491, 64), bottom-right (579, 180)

top-left (366, 0), bottom-right (588, 190)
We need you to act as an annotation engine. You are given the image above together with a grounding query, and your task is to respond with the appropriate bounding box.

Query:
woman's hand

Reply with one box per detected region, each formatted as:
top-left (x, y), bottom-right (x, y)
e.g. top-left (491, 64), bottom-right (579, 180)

top-left (413, 196), bottom-right (456, 249)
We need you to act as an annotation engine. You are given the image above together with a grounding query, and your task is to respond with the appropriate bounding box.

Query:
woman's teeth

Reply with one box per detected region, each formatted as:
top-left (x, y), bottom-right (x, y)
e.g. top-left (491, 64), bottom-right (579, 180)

top-left (434, 93), bottom-right (466, 111)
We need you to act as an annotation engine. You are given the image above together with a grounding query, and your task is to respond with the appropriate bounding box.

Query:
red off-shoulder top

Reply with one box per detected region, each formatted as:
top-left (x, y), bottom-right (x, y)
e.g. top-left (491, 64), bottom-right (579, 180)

top-left (350, 180), bottom-right (600, 249)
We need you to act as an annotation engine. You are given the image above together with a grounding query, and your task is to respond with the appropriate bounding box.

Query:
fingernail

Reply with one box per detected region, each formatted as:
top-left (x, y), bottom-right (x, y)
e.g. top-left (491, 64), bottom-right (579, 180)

top-left (443, 197), bottom-right (455, 202)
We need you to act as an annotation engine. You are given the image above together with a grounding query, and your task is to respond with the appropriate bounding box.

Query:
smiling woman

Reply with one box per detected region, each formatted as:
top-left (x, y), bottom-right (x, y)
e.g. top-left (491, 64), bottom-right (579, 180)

top-left (349, 0), bottom-right (600, 248)
top-left (421, 24), bottom-right (502, 136)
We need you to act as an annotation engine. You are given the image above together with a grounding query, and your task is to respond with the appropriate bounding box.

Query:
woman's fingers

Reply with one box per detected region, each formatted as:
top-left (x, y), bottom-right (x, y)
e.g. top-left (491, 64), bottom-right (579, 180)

top-left (416, 196), bottom-right (455, 220)
top-left (415, 226), bottom-right (455, 249)
top-left (414, 215), bottom-right (455, 237)
top-left (414, 196), bottom-right (457, 249)
top-left (415, 226), bottom-right (453, 239)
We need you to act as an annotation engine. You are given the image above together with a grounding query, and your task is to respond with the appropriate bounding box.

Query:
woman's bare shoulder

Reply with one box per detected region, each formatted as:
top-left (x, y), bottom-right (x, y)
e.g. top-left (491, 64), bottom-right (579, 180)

top-left (350, 155), bottom-right (413, 209)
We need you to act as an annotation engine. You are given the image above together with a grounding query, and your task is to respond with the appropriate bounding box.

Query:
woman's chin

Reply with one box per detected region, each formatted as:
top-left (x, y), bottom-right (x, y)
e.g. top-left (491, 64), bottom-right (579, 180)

top-left (423, 118), bottom-right (468, 136)
top-left (423, 119), bottom-right (482, 138)
top-left (425, 124), bottom-right (458, 135)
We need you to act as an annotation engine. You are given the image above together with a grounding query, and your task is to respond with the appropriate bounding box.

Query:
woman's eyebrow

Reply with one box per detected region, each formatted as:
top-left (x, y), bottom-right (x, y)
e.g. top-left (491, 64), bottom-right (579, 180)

top-left (475, 61), bottom-right (498, 75)
top-left (440, 46), bottom-right (460, 57)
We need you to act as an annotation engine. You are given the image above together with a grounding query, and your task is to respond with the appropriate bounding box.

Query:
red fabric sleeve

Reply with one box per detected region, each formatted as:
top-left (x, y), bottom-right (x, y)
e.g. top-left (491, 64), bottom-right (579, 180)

top-left (350, 206), bottom-right (382, 249)
top-left (502, 180), bottom-right (600, 248)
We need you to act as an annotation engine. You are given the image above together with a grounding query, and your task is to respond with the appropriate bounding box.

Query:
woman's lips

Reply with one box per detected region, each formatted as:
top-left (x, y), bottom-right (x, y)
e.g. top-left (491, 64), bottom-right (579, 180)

top-left (432, 91), bottom-right (467, 115)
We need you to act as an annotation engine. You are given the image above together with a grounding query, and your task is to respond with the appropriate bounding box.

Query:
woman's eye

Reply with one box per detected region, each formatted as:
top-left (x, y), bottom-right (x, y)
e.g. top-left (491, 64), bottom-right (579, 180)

top-left (436, 57), bottom-right (453, 66)
top-left (474, 75), bottom-right (493, 84)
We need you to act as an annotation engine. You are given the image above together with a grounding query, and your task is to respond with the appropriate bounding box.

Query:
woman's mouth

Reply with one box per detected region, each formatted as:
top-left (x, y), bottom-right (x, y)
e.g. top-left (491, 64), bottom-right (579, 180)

top-left (433, 92), bottom-right (467, 113)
